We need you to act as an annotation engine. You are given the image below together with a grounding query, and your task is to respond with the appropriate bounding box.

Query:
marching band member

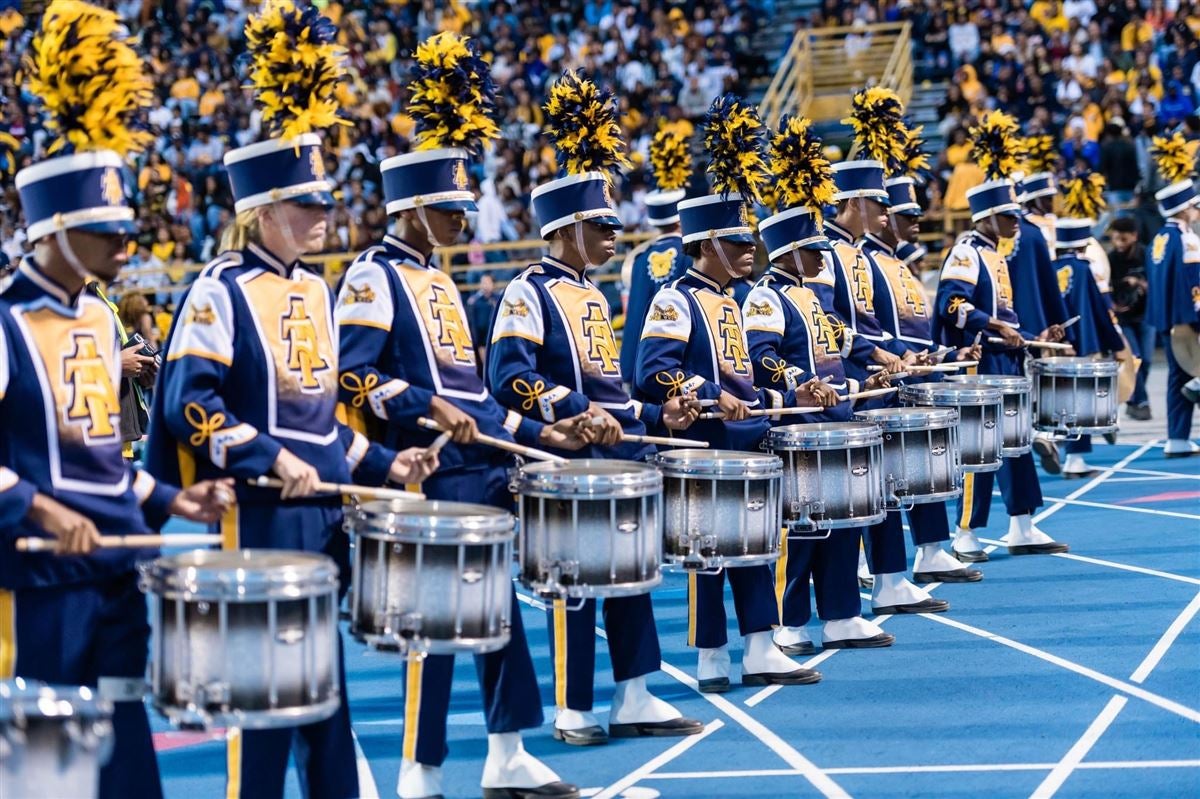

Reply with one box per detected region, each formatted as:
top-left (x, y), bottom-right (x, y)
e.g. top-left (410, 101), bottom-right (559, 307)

top-left (619, 129), bottom-right (690, 385)
top-left (864, 163), bottom-right (984, 585)
top-left (1013, 140), bottom-right (1072, 474)
top-left (145, 5), bottom-right (436, 797)
top-left (746, 116), bottom-right (897, 653)
top-left (635, 95), bottom-right (821, 690)
top-left (1145, 133), bottom-right (1200, 457)
top-left (834, 93), bottom-right (946, 615)
top-left (334, 36), bottom-right (584, 798)
top-left (933, 111), bottom-right (1069, 562)
top-left (1055, 174), bottom-right (1129, 478)
top-left (488, 72), bottom-right (704, 746)
top-left (1, 6), bottom-right (232, 796)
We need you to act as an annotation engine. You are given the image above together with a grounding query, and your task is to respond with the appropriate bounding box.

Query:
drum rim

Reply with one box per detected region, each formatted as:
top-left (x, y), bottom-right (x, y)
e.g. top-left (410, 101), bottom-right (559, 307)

top-left (513, 458), bottom-right (663, 496)
top-left (900, 382), bottom-right (1004, 405)
top-left (855, 406), bottom-right (960, 429)
top-left (0, 678), bottom-right (113, 721)
top-left (654, 448), bottom-right (784, 477)
top-left (350, 499), bottom-right (516, 542)
top-left (1031, 356), bottom-right (1121, 376)
top-left (154, 694), bottom-right (342, 731)
top-left (141, 549), bottom-right (339, 599)
top-left (765, 421), bottom-right (883, 448)
top-left (945, 374), bottom-right (1032, 391)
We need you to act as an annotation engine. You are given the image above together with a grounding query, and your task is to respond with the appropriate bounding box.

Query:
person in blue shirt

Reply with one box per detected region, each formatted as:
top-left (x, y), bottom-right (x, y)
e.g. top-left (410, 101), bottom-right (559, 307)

top-left (619, 129), bottom-right (690, 384)
top-left (467, 272), bottom-right (500, 369)
top-left (1144, 133), bottom-right (1200, 456)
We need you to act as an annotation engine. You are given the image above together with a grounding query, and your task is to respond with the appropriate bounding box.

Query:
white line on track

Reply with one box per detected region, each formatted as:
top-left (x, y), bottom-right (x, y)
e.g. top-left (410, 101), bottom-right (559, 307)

top-left (1034, 495), bottom-right (1200, 521)
top-left (1033, 442), bottom-right (1158, 526)
top-left (1083, 465), bottom-right (1200, 481)
top-left (643, 760), bottom-right (1200, 778)
top-left (590, 720), bottom-right (724, 799)
top-left (974, 539), bottom-right (1200, 586)
top-left (1129, 590), bottom-right (1200, 684)
top-left (1030, 696), bottom-right (1129, 798)
top-left (351, 729), bottom-right (380, 799)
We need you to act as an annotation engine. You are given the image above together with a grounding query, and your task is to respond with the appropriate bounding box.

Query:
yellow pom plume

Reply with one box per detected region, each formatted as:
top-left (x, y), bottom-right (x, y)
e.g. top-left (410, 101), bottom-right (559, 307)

top-left (544, 70), bottom-right (630, 178)
top-left (649, 128), bottom-right (691, 192)
top-left (702, 94), bottom-right (770, 201)
top-left (410, 32), bottom-right (499, 154)
top-left (24, 0), bottom-right (153, 156)
top-left (901, 125), bottom-right (930, 176)
top-left (1150, 132), bottom-right (1197, 184)
top-left (1059, 172), bottom-right (1107, 220)
top-left (245, 0), bottom-right (348, 141)
top-left (1022, 135), bottom-right (1058, 175)
top-left (768, 115), bottom-right (835, 214)
top-left (969, 111), bottom-right (1025, 181)
top-left (843, 87), bottom-right (906, 172)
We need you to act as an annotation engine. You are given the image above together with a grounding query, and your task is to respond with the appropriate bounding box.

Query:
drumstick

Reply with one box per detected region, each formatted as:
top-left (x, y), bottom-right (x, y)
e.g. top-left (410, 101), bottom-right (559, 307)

top-left (987, 336), bottom-right (1073, 350)
top-left (697, 406), bottom-right (823, 420)
top-left (621, 433), bottom-right (710, 447)
top-left (972, 331), bottom-right (983, 347)
top-left (1061, 315), bottom-right (1081, 329)
top-left (838, 387), bottom-right (898, 402)
top-left (868, 361), bottom-right (978, 373)
top-left (425, 431), bottom-right (453, 457)
top-left (16, 534), bottom-right (223, 552)
top-left (250, 477), bottom-right (425, 501)
top-left (694, 398), bottom-right (719, 407)
top-left (416, 417), bottom-right (568, 464)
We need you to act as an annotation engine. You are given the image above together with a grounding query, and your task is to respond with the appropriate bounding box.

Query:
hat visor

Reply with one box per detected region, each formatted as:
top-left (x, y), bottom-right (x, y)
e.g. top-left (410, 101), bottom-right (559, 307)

top-left (802, 239), bottom-right (834, 251)
top-left (895, 208), bottom-right (924, 218)
top-left (424, 199), bottom-right (478, 213)
top-left (73, 219), bottom-right (139, 237)
top-left (587, 214), bottom-right (625, 230)
top-left (996, 208), bottom-right (1021, 218)
top-left (717, 232), bottom-right (757, 244)
top-left (288, 191), bottom-right (337, 209)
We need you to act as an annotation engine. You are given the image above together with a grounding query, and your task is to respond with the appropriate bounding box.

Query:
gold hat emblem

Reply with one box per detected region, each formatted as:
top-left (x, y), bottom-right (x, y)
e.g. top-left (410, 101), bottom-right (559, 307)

top-left (908, 183), bottom-right (918, 204)
top-left (738, 203), bottom-right (750, 227)
top-left (309, 148), bottom-right (326, 180)
top-left (100, 168), bottom-right (124, 206)
top-left (602, 179), bottom-right (615, 209)
top-left (452, 160), bottom-right (469, 191)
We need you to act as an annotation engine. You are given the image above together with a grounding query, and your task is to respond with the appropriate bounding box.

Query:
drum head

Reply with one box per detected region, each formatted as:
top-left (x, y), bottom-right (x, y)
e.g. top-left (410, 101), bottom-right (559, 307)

top-left (945, 374), bottom-right (1031, 393)
top-left (655, 449), bottom-right (783, 478)
top-left (513, 459), bottom-right (662, 497)
top-left (1031, 356), bottom-right (1120, 377)
top-left (0, 678), bottom-right (112, 724)
top-left (900, 382), bottom-right (1003, 406)
top-left (766, 421), bottom-right (882, 450)
top-left (856, 406), bottom-right (960, 430)
top-left (142, 549), bottom-right (339, 600)
top-left (350, 499), bottom-right (515, 543)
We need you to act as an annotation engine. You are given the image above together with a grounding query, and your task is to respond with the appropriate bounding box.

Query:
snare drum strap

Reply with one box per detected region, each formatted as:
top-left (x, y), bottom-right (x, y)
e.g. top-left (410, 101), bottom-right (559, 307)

top-left (98, 676), bottom-right (146, 702)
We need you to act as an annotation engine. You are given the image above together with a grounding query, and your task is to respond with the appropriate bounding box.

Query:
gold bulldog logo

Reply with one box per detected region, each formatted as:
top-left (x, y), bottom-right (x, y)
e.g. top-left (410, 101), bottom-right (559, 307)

top-left (187, 303), bottom-right (216, 325)
top-left (502, 299), bottom-right (530, 318)
top-left (745, 300), bottom-right (773, 317)
top-left (1151, 233), bottom-right (1168, 263)
top-left (345, 283), bottom-right (376, 304)
top-left (648, 248), bottom-right (677, 280)
top-left (649, 303), bottom-right (678, 322)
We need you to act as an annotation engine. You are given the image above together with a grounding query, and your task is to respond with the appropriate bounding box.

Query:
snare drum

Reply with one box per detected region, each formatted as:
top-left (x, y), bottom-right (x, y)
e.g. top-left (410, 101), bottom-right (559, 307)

top-left (1031, 357), bottom-right (1120, 436)
top-left (0, 679), bottom-right (113, 799)
top-left (655, 449), bottom-right (783, 569)
top-left (140, 550), bottom-right (340, 730)
top-left (901, 382), bottom-right (1004, 472)
top-left (765, 423), bottom-right (886, 535)
top-left (512, 460), bottom-right (662, 598)
top-left (946, 374), bottom-right (1033, 456)
top-left (855, 407), bottom-right (962, 506)
top-left (345, 500), bottom-right (514, 654)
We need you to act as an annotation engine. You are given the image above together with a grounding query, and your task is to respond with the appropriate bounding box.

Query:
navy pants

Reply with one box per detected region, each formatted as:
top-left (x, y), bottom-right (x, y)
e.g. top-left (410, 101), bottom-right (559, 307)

top-left (907, 502), bottom-right (951, 547)
top-left (956, 350), bottom-right (1044, 529)
top-left (776, 529), bottom-right (861, 626)
top-left (1065, 435), bottom-right (1093, 455)
top-left (1, 573), bottom-right (162, 799)
top-left (226, 502), bottom-right (359, 799)
top-left (863, 512), bottom-right (910, 575)
top-left (401, 466), bottom-right (543, 766)
top-left (1166, 344), bottom-right (1196, 442)
top-left (688, 564), bottom-right (779, 649)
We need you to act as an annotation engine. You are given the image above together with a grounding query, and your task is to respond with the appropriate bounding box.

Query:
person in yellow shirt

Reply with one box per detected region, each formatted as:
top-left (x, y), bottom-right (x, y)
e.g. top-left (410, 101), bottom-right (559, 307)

top-left (1030, 0), bottom-right (1069, 35)
top-left (198, 85), bottom-right (225, 119)
top-left (1121, 11), bottom-right (1155, 52)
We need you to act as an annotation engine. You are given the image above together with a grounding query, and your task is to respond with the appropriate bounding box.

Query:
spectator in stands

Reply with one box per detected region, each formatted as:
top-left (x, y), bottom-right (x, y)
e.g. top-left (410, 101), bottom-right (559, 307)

top-left (1062, 118), bottom-right (1101, 169)
top-left (1106, 216), bottom-right (1153, 419)
top-left (467, 273), bottom-right (500, 369)
top-left (1099, 121), bottom-right (1141, 208)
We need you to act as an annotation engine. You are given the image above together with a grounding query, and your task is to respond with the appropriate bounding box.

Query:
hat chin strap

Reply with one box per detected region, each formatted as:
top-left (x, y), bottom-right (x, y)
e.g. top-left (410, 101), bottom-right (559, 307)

top-left (574, 221), bottom-right (595, 272)
top-left (712, 236), bottom-right (736, 279)
top-left (790, 249), bottom-right (805, 276)
top-left (55, 228), bottom-right (96, 283)
top-left (417, 206), bottom-right (445, 249)
top-left (270, 199), bottom-right (304, 264)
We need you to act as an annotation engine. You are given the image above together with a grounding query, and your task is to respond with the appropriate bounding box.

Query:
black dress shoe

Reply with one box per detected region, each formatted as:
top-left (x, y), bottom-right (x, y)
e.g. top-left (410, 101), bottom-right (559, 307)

top-left (482, 782), bottom-right (580, 798)
top-left (873, 597), bottom-right (950, 615)
top-left (1125, 404), bottom-right (1151, 421)
top-left (698, 676), bottom-right (731, 693)
top-left (1008, 542), bottom-right (1070, 555)
top-left (858, 575), bottom-right (875, 589)
top-left (1165, 449), bottom-right (1199, 459)
top-left (610, 717), bottom-right (704, 738)
top-left (914, 567), bottom-right (983, 583)
top-left (742, 667), bottom-right (822, 686)
top-left (777, 640), bottom-right (817, 656)
top-left (551, 725), bottom-right (608, 746)
top-left (1034, 437), bottom-right (1061, 474)
top-left (822, 632), bottom-right (895, 649)
top-left (953, 549), bottom-right (989, 563)
top-left (1103, 431), bottom-right (1118, 445)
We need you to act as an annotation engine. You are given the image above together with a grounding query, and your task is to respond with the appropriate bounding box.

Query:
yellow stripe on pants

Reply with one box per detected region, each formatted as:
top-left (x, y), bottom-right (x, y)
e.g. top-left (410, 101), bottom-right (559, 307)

top-left (774, 530), bottom-right (789, 622)
top-left (402, 652), bottom-right (424, 761)
top-left (225, 728), bottom-right (242, 799)
top-left (0, 590), bottom-right (15, 678)
top-left (959, 472), bottom-right (975, 530)
top-left (686, 573), bottom-right (697, 647)
top-left (553, 598), bottom-right (567, 708)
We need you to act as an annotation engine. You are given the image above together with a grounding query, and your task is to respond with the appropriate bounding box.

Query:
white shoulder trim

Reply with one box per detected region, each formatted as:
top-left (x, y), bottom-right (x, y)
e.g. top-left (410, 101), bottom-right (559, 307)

top-left (491, 278), bottom-right (544, 345)
top-left (640, 286), bottom-right (692, 341)
top-left (742, 285), bottom-right (786, 334)
top-left (167, 277), bottom-right (236, 366)
top-left (335, 258), bottom-right (395, 331)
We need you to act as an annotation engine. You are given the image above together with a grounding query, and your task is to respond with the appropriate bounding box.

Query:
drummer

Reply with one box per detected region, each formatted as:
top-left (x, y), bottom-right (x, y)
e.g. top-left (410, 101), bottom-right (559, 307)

top-left (334, 36), bottom-right (587, 799)
top-left (1144, 133), bottom-right (1200, 458)
top-left (487, 72), bottom-right (705, 746)
top-left (862, 169), bottom-right (985, 584)
top-left (145, 6), bottom-right (438, 797)
top-left (619, 129), bottom-right (690, 386)
top-left (1, 6), bottom-right (233, 796)
top-left (744, 115), bottom-right (899, 653)
top-left (634, 95), bottom-right (823, 690)
top-left (1053, 176), bottom-right (1130, 478)
top-left (932, 111), bottom-right (1069, 560)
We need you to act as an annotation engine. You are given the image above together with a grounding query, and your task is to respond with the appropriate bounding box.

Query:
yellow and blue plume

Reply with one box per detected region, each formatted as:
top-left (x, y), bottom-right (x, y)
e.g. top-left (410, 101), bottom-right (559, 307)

top-left (544, 70), bottom-right (630, 178)
top-left (410, 32), bottom-right (499, 154)
top-left (768, 114), bottom-right (835, 214)
top-left (649, 127), bottom-right (691, 191)
top-left (969, 110), bottom-right (1025, 181)
top-left (244, 0), bottom-right (347, 141)
top-left (702, 93), bottom-right (769, 201)
top-left (1022, 134), bottom-right (1058, 175)
top-left (900, 124), bottom-right (930, 177)
top-left (1150, 132), bottom-right (1196, 184)
top-left (24, 0), bottom-right (152, 156)
top-left (1059, 171), bottom-right (1106, 219)
top-left (843, 87), bottom-right (906, 171)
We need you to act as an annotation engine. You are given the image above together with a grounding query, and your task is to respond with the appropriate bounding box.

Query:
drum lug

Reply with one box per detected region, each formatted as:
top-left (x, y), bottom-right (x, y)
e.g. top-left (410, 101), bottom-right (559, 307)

top-left (883, 475), bottom-right (913, 510)
top-left (1051, 411), bottom-right (1080, 440)
top-left (535, 559), bottom-right (579, 598)
top-left (789, 498), bottom-right (824, 530)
